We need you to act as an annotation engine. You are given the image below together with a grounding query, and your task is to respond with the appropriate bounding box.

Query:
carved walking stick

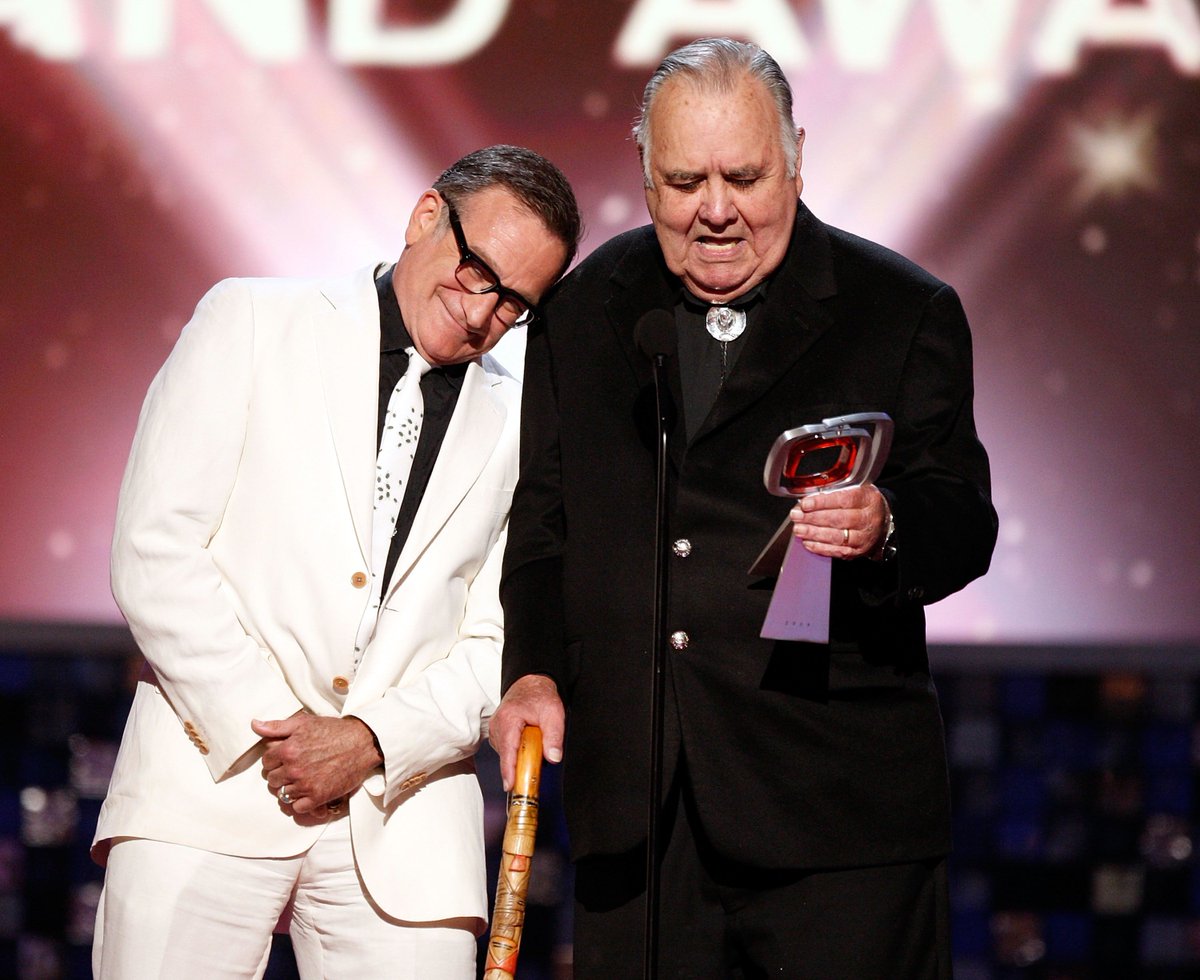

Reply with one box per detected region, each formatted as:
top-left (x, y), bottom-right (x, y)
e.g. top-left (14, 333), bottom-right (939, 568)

top-left (484, 726), bottom-right (543, 979)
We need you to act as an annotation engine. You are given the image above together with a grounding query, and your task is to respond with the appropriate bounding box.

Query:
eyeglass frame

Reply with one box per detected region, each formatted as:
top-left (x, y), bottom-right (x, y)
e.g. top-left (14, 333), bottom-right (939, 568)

top-left (444, 197), bottom-right (538, 328)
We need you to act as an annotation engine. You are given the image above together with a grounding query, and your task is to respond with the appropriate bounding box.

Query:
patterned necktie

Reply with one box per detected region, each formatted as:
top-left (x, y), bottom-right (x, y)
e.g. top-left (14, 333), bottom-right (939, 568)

top-left (354, 346), bottom-right (432, 660)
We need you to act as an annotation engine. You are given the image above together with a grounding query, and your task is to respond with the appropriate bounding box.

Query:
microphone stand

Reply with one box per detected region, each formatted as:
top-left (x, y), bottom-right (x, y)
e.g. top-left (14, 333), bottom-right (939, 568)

top-left (644, 345), bottom-right (670, 980)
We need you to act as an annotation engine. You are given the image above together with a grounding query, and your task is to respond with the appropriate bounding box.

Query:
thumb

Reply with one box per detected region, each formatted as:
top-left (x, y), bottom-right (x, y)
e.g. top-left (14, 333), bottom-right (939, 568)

top-left (537, 705), bottom-right (566, 765)
top-left (251, 717), bottom-right (296, 739)
top-left (541, 723), bottom-right (564, 764)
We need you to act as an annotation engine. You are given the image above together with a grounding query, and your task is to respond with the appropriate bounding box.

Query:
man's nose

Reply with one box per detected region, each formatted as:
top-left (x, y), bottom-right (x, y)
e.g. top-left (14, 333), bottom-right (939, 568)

top-left (462, 291), bottom-right (499, 331)
top-left (698, 179), bottom-right (734, 226)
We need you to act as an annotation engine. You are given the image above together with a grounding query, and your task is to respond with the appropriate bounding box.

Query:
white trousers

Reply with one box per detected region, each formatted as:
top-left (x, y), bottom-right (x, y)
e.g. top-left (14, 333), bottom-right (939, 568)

top-left (92, 817), bottom-right (477, 979)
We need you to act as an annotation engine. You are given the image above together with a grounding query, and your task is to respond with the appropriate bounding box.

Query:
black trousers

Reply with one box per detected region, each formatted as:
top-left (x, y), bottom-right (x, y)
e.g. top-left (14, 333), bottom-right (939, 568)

top-left (572, 774), bottom-right (952, 979)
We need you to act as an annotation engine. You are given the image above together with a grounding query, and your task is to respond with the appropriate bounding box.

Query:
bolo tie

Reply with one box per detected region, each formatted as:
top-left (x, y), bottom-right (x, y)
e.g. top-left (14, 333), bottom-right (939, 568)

top-left (704, 304), bottom-right (747, 386)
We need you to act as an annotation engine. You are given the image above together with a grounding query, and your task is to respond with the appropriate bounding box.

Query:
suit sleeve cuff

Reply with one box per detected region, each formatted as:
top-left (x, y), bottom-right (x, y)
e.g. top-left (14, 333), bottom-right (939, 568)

top-left (500, 556), bottom-right (566, 694)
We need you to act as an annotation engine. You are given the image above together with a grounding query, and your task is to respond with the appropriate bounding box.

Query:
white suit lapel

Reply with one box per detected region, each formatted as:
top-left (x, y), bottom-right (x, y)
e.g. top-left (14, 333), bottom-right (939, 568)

top-left (313, 268), bottom-right (380, 559)
top-left (383, 360), bottom-right (504, 598)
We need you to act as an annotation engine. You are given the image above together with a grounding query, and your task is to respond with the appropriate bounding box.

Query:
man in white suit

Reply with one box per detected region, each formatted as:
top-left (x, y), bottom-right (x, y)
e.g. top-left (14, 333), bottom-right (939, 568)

top-left (91, 145), bottom-right (581, 979)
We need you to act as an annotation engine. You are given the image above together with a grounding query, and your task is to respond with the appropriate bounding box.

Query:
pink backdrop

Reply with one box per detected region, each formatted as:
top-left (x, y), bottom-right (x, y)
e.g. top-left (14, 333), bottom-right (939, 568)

top-left (2, 1), bottom-right (1198, 643)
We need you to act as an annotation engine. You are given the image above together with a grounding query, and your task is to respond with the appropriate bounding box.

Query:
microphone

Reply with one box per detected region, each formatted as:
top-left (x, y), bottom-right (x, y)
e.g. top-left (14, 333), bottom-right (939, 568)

top-left (634, 310), bottom-right (676, 361)
top-left (634, 306), bottom-right (675, 980)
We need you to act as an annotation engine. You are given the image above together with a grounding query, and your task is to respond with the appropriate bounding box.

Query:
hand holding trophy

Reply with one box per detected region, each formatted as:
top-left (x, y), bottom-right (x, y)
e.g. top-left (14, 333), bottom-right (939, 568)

top-left (750, 413), bottom-right (893, 641)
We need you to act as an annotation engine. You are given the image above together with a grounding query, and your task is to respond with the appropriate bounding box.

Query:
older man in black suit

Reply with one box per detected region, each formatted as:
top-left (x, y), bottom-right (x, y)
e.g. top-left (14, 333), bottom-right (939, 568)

top-left (492, 38), bottom-right (996, 979)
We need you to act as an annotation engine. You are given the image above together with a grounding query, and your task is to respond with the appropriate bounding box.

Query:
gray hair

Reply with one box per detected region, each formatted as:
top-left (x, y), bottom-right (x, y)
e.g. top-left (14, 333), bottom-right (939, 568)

top-left (632, 38), bottom-right (799, 188)
top-left (433, 144), bottom-right (583, 276)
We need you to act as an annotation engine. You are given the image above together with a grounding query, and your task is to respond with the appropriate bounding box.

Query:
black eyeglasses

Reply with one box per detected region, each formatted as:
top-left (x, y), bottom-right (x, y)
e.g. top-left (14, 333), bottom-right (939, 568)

top-left (445, 199), bottom-right (537, 328)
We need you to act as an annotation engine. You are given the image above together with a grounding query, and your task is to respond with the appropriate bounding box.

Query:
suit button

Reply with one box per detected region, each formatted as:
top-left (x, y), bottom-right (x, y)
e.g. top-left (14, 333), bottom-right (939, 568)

top-left (669, 630), bottom-right (689, 650)
top-left (907, 586), bottom-right (925, 600)
top-left (351, 571), bottom-right (368, 588)
top-left (671, 539), bottom-right (692, 558)
top-left (399, 771), bottom-right (427, 792)
top-left (332, 675), bottom-right (350, 694)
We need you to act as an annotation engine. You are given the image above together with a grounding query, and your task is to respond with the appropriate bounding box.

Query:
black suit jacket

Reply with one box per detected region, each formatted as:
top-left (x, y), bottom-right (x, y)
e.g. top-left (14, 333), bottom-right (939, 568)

top-left (501, 202), bottom-right (997, 870)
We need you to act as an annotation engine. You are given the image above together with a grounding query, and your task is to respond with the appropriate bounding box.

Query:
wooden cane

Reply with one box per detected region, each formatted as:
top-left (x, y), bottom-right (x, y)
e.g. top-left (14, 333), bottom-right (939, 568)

top-left (483, 725), bottom-right (543, 979)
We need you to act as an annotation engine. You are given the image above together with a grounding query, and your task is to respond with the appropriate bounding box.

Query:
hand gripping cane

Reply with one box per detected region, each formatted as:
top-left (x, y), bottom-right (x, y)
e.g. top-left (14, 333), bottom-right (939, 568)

top-left (484, 726), bottom-right (543, 979)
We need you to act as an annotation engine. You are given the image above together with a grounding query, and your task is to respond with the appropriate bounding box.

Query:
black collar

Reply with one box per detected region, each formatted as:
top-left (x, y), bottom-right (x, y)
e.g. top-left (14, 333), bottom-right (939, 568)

top-left (375, 263), bottom-right (468, 383)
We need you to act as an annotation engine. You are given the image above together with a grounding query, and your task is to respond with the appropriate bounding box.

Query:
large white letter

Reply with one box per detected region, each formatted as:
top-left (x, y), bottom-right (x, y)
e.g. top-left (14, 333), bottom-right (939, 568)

top-left (820, 0), bottom-right (916, 71)
top-left (116, 0), bottom-right (307, 62)
top-left (329, 0), bottom-right (509, 66)
top-left (928, 0), bottom-right (1021, 74)
top-left (614, 0), bottom-right (809, 68)
top-left (0, 0), bottom-right (83, 60)
top-left (1034, 0), bottom-right (1200, 74)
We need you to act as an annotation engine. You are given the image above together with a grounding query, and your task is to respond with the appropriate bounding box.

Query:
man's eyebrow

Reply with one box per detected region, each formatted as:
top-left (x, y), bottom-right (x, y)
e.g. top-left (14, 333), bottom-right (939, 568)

top-left (661, 166), bottom-right (766, 183)
top-left (462, 232), bottom-right (503, 277)
top-left (472, 246), bottom-right (501, 274)
top-left (725, 165), bottom-right (765, 179)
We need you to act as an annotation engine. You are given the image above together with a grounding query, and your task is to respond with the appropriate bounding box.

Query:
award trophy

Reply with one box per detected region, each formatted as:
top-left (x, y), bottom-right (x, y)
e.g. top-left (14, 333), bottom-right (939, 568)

top-left (749, 413), bottom-right (893, 642)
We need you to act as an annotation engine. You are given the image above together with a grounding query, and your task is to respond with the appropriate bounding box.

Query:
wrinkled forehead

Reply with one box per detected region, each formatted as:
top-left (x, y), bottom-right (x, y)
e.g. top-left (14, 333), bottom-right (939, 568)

top-left (647, 75), bottom-right (783, 167)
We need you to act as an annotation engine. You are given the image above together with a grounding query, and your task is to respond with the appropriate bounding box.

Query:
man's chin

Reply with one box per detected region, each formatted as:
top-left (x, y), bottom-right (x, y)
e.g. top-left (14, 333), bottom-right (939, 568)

top-left (683, 275), bottom-right (756, 304)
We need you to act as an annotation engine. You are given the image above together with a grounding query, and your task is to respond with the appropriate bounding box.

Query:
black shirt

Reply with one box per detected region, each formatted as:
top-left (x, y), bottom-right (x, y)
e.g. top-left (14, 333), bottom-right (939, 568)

top-left (675, 283), bottom-right (766, 441)
top-left (375, 264), bottom-right (467, 593)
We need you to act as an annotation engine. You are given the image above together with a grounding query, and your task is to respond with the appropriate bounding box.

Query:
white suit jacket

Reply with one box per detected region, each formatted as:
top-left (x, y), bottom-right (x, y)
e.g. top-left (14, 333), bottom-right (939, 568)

top-left (93, 266), bottom-right (519, 928)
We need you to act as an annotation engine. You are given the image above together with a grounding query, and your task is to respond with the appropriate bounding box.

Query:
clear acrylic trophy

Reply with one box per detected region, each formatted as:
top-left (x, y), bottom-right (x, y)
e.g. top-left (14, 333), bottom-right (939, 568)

top-left (749, 413), bottom-right (893, 642)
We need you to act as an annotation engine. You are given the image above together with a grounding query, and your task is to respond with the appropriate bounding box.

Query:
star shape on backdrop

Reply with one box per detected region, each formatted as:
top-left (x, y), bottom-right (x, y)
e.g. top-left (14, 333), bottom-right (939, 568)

top-left (1067, 107), bottom-right (1161, 207)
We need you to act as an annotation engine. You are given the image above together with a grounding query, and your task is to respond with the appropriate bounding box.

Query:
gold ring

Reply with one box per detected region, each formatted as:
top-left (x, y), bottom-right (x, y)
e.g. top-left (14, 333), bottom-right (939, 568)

top-left (842, 528), bottom-right (850, 545)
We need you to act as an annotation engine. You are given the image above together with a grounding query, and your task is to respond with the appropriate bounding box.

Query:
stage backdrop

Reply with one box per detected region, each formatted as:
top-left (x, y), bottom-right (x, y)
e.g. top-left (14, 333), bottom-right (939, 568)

top-left (1, 0), bottom-right (1198, 644)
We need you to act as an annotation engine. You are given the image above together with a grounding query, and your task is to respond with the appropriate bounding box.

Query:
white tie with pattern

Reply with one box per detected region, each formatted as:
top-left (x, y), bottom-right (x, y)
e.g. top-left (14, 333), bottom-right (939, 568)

top-left (353, 346), bottom-right (432, 661)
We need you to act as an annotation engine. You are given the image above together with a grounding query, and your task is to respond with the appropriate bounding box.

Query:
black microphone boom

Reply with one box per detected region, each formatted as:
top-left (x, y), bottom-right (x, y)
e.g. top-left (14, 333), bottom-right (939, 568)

top-left (633, 308), bottom-right (673, 980)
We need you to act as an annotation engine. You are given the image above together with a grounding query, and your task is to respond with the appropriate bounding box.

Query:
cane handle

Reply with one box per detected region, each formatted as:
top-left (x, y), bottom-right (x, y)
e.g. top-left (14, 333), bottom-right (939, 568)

top-left (513, 725), bottom-right (542, 799)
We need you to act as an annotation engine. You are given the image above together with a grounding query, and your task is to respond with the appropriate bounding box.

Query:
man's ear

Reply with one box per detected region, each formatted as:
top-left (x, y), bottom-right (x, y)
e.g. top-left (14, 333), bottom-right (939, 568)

top-left (404, 189), bottom-right (444, 247)
top-left (794, 127), bottom-right (805, 197)
top-left (640, 147), bottom-right (658, 210)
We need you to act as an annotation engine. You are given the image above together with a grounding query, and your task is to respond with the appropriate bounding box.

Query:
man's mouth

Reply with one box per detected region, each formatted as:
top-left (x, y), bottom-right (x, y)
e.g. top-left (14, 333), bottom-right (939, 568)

top-left (695, 236), bottom-right (742, 252)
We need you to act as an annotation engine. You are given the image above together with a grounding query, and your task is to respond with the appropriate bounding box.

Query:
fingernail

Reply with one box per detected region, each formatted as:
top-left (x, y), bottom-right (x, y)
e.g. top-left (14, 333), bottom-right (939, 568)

top-left (547, 747), bottom-right (563, 763)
